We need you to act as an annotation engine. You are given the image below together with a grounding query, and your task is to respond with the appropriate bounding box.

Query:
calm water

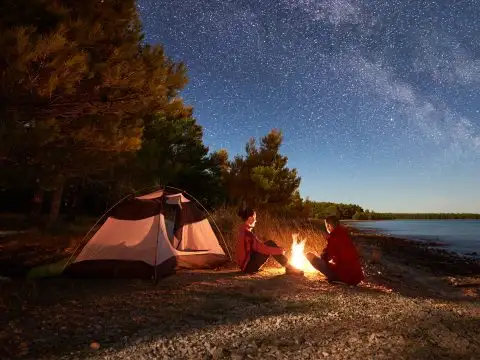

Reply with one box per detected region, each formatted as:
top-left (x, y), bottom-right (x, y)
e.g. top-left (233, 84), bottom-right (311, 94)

top-left (346, 220), bottom-right (480, 256)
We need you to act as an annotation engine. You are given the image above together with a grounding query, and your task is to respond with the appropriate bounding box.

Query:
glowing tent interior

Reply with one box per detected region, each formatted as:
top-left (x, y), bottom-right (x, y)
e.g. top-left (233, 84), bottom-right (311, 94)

top-left (31, 189), bottom-right (229, 280)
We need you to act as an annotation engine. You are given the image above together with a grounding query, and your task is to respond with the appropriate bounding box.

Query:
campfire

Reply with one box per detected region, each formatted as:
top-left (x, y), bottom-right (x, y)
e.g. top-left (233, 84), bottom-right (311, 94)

top-left (290, 233), bottom-right (317, 273)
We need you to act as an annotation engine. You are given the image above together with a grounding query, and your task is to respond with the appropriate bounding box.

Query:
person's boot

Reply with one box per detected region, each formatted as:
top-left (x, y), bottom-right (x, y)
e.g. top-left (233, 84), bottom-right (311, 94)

top-left (285, 264), bottom-right (304, 276)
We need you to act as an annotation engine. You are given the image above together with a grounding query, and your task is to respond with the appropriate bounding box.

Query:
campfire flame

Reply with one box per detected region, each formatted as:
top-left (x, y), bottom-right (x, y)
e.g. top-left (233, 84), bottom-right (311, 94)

top-left (290, 234), bottom-right (317, 273)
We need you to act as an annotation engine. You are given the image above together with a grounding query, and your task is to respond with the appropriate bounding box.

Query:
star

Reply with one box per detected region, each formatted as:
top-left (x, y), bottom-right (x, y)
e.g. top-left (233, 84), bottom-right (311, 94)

top-left (137, 0), bottom-right (480, 212)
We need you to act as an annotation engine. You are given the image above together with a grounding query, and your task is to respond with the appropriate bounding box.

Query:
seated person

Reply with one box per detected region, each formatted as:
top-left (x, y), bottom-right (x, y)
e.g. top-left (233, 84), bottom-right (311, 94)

top-left (235, 207), bottom-right (302, 275)
top-left (306, 215), bottom-right (364, 285)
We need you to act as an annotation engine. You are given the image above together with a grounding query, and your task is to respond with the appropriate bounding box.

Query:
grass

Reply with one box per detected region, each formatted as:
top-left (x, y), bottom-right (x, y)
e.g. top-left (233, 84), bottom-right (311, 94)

top-left (0, 215), bottom-right (99, 278)
top-left (211, 207), bottom-right (328, 259)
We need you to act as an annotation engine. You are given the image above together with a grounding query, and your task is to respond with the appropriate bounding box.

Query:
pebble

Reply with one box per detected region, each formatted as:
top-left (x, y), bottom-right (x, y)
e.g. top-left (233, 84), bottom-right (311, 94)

top-left (6, 256), bottom-right (478, 360)
top-left (230, 352), bottom-right (244, 360)
top-left (212, 347), bottom-right (224, 360)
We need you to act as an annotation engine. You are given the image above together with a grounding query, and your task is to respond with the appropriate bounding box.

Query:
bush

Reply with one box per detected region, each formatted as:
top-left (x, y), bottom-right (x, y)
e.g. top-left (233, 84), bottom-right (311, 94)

top-left (352, 211), bottom-right (365, 220)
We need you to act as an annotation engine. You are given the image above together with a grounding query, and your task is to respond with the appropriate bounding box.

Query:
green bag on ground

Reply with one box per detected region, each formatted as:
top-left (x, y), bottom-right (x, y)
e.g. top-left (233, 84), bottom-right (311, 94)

top-left (27, 258), bottom-right (70, 279)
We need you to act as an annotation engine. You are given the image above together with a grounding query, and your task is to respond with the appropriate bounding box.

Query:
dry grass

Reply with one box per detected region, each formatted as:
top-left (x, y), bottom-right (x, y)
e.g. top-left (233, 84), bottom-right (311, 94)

top-left (211, 207), bottom-right (328, 259)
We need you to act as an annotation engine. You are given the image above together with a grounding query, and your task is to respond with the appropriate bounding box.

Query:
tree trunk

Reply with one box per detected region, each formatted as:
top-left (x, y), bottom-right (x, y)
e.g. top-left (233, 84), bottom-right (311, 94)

top-left (65, 184), bottom-right (78, 223)
top-left (29, 188), bottom-right (44, 225)
top-left (48, 177), bottom-right (65, 227)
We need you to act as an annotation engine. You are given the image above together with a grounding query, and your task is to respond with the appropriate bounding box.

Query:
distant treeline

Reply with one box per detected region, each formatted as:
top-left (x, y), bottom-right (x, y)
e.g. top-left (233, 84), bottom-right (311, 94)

top-left (306, 201), bottom-right (364, 220)
top-left (305, 202), bottom-right (480, 220)
top-left (354, 212), bottom-right (480, 220)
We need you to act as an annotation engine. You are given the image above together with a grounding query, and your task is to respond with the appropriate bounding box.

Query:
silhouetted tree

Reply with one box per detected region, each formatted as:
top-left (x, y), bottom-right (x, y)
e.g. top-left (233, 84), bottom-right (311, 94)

top-left (115, 113), bottom-right (225, 208)
top-left (0, 0), bottom-right (190, 224)
top-left (227, 129), bottom-right (301, 211)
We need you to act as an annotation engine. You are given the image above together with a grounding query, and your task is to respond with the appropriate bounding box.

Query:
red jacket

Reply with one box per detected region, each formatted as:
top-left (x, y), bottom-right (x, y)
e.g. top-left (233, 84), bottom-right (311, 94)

top-left (235, 224), bottom-right (283, 271)
top-left (321, 226), bottom-right (364, 285)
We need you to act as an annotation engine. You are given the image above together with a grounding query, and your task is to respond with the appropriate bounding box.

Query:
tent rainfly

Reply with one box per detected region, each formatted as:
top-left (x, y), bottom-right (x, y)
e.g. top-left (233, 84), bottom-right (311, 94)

top-left (63, 190), bottom-right (228, 279)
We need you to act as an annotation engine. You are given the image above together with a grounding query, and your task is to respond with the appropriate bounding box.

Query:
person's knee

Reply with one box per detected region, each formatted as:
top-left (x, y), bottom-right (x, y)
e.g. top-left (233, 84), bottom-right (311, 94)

top-left (264, 239), bottom-right (277, 247)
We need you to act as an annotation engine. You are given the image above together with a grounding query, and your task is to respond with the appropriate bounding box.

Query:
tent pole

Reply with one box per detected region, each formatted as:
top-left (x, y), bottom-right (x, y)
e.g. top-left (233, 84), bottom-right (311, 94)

top-left (153, 211), bottom-right (162, 284)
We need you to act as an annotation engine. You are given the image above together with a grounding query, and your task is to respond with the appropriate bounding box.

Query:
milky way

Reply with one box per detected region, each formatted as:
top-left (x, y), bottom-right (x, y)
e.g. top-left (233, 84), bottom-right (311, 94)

top-left (137, 0), bottom-right (480, 212)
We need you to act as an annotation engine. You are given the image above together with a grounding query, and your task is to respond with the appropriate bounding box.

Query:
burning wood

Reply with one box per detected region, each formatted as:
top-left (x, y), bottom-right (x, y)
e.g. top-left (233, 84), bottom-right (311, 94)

top-left (290, 234), bottom-right (318, 273)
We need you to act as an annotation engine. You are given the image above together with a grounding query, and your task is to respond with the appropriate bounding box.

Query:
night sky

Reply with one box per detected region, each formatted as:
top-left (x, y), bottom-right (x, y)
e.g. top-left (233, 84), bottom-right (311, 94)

top-left (137, 0), bottom-right (480, 213)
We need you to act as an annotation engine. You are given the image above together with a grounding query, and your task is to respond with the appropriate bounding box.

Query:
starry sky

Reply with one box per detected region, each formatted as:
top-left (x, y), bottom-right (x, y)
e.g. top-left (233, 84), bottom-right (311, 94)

top-left (137, 0), bottom-right (480, 213)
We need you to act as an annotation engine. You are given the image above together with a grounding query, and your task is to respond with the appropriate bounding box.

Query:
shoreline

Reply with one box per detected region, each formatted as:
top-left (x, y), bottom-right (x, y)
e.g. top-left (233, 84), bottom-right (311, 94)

top-left (342, 219), bottom-right (480, 258)
top-left (343, 219), bottom-right (480, 221)
top-left (344, 222), bottom-right (480, 297)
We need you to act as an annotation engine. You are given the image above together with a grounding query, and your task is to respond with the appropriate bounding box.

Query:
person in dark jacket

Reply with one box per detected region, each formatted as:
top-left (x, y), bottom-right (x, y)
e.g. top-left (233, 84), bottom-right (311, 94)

top-left (235, 207), bottom-right (302, 275)
top-left (306, 215), bottom-right (364, 285)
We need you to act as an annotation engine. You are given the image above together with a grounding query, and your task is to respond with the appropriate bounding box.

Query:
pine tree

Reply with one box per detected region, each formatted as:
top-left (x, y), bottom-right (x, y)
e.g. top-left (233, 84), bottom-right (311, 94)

top-left (228, 129), bottom-right (301, 211)
top-left (0, 0), bottom-right (190, 223)
top-left (113, 112), bottom-right (225, 208)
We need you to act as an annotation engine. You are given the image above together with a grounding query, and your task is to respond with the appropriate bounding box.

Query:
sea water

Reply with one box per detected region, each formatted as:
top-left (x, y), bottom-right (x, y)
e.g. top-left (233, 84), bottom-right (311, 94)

top-left (346, 220), bottom-right (480, 257)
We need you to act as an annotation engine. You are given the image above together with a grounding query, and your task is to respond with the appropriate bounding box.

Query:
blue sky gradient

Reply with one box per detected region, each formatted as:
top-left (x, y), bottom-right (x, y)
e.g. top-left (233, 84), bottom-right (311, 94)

top-left (138, 0), bottom-right (480, 212)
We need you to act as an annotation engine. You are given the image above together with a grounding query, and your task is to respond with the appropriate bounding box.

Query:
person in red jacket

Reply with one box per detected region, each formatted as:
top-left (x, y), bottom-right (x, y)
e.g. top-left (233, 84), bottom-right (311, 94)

top-left (306, 215), bottom-right (364, 285)
top-left (236, 207), bottom-right (302, 275)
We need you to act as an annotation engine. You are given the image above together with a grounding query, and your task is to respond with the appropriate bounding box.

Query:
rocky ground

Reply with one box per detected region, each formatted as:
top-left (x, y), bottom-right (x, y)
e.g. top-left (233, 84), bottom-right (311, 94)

top-left (1, 228), bottom-right (479, 360)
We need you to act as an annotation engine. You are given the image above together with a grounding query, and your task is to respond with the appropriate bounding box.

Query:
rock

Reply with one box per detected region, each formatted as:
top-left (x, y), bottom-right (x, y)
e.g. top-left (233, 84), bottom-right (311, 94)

top-left (212, 347), bottom-right (224, 360)
top-left (17, 341), bottom-right (29, 356)
top-left (322, 351), bottom-right (329, 357)
top-left (295, 336), bottom-right (306, 345)
top-left (230, 351), bottom-right (244, 360)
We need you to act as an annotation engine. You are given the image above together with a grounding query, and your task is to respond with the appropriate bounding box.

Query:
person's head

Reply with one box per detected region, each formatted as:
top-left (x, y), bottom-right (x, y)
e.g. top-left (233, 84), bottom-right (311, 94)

top-left (324, 215), bottom-right (339, 234)
top-left (238, 206), bottom-right (257, 228)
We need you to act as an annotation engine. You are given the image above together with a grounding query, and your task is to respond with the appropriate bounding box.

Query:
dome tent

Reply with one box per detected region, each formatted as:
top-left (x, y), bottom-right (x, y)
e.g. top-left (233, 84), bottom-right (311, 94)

top-left (62, 188), bottom-right (229, 280)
